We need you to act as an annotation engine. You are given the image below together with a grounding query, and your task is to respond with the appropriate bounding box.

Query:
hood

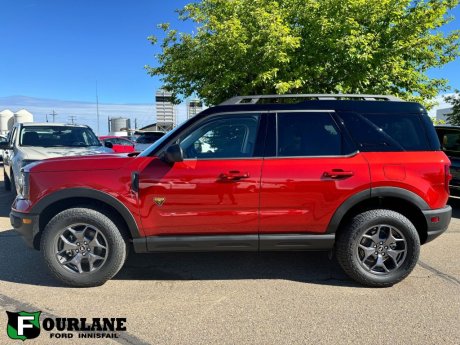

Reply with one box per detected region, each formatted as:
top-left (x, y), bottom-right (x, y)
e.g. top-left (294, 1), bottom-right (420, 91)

top-left (28, 154), bottom-right (133, 173)
top-left (21, 146), bottom-right (112, 160)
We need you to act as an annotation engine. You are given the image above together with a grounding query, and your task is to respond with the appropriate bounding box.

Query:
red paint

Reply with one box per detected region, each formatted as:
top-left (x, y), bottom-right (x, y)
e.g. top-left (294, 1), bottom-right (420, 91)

top-left (13, 151), bottom-right (451, 237)
top-left (99, 136), bottom-right (135, 153)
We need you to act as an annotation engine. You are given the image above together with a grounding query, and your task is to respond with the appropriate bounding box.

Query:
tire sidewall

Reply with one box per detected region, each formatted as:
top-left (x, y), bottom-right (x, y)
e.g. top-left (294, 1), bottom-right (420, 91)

top-left (41, 208), bottom-right (127, 287)
top-left (348, 212), bottom-right (420, 285)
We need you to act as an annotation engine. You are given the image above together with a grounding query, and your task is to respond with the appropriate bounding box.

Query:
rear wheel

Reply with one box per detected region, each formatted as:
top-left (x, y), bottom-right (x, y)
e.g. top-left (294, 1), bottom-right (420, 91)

top-left (41, 208), bottom-right (128, 287)
top-left (336, 209), bottom-right (420, 287)
top-left (3, 168), bottom-right (11, 191)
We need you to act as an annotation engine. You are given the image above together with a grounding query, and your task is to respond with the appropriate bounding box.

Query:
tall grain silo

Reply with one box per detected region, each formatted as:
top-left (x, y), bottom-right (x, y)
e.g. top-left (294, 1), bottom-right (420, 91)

top-left (109, 117), bottom-right (130, 136)
top-left (14, 109), bottom-right (34, 124)
top-left (0, 109), bottom-right (14, 135)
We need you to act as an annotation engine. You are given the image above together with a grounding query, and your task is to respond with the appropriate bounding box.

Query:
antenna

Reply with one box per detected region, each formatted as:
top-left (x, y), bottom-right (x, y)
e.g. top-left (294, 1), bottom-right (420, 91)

top-left (96, 81), bottom-right (100, 135)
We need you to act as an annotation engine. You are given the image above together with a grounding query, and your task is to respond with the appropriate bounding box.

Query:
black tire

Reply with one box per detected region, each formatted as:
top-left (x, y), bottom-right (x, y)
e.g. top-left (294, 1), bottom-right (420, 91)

top-left (336, 209), bottom-right (420, 287)
top-left (41, 208), bottom-right (128, 287)
top-left (3, 168), bottom-right (11, 191)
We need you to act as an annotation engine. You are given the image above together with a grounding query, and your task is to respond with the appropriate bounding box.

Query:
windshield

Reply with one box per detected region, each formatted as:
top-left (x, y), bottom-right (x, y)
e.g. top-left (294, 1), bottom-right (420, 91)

top-left (20, 126), bottom-right (101, 147)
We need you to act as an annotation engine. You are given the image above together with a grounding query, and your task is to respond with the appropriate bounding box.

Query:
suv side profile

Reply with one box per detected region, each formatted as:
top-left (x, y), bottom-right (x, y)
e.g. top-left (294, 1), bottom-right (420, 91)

top-left (10, 94), bottom-right (451, 287)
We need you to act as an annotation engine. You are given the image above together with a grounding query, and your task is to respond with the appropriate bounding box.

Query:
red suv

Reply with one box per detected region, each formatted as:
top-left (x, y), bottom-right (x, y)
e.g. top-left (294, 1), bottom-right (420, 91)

top-left (10, 94), bottom-right (451, 287)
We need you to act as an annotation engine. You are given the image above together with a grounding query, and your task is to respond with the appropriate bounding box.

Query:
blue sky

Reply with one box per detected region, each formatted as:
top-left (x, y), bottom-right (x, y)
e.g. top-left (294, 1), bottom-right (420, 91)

top-left (0, 1), bottom-right (459, 133)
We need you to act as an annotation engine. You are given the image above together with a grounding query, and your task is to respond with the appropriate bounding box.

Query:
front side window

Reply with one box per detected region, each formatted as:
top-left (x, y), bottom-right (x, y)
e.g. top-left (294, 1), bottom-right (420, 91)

top-left (437, 129), bottom-right (460, 153)
top-left (277, 112), bottom-right (347, 157)
top-left (20, 126), bottom-right (101, 147)
top-left (179, 114), bottom-right (260, 159)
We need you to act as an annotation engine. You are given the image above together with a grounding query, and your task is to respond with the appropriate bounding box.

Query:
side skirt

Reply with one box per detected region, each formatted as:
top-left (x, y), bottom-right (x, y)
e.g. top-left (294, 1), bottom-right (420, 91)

top-left (133, 234), bottom-right (335, 253)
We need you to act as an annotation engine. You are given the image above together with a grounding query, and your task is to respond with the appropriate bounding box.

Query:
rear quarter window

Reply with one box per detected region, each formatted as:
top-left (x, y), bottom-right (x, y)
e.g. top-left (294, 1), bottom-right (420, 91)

top-left (338, 112), bottom-right (433, 151)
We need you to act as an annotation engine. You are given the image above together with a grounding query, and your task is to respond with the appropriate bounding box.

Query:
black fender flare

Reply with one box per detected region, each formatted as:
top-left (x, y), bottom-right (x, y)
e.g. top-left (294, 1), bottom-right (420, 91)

top-left (326, 187), bottom-right (429, 234)
top-left (31, 188), bottom-right (141, 238)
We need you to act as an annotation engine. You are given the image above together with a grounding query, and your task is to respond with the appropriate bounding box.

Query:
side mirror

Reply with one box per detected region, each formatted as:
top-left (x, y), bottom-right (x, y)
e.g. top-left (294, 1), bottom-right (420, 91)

top-left (104, 142), bottom-right (113, 149)
top-left (164, 144), bottom-right (184, 163)
top-left (0, 142), bottom-right (11, 150)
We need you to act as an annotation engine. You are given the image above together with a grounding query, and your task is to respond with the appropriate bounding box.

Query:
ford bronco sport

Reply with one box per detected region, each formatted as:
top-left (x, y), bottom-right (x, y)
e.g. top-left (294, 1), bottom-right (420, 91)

top-left (10, 94), bottom-right (452, 287)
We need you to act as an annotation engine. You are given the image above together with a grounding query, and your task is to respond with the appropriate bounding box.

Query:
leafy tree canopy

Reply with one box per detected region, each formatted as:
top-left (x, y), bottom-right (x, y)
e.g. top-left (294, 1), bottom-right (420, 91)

top-left (444, 90), bottom-right (460, 124)
top-left (146, 0), bottom-right (460, 107)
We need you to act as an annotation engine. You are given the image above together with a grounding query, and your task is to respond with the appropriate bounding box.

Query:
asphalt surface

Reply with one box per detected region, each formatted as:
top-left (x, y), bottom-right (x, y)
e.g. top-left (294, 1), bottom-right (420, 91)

top-left (0, 165), bottom-right (459, 344)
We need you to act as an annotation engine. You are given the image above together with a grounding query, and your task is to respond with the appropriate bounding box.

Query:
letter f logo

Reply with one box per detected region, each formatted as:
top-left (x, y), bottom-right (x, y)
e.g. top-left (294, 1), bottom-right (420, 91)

top-left (6, 311), bottom-right (41, 341)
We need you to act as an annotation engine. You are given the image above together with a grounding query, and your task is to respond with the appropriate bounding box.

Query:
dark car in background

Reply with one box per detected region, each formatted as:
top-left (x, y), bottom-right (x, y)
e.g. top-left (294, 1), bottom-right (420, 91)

top-left (435, 126), bottom-right (460, 196)
top-left (134, 131), bottom-right (165, 152)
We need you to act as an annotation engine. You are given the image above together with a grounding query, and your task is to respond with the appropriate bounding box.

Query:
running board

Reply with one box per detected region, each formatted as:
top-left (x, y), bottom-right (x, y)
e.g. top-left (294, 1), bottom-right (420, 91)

top-left (133, 234), bottom-right (335, 253)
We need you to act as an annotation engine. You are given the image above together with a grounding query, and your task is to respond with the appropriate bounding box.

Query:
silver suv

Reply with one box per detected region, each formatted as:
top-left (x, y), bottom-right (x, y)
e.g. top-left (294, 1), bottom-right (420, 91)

top-left (1, 123), bottom-right (113, 194)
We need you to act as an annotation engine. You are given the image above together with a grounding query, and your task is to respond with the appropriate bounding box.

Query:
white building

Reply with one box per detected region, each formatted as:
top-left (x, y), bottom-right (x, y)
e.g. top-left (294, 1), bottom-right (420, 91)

top-left (187, 99), bottom-right (203, 119)
top-left (155, 90), bottom-right (175, 132)
top-left (436, 107), bottom-right (453, 123)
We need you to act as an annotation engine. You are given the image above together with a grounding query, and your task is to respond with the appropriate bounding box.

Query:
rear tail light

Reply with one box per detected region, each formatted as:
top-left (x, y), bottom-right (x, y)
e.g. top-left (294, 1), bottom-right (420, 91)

top-left (445, 164), bottom-right (452, 193)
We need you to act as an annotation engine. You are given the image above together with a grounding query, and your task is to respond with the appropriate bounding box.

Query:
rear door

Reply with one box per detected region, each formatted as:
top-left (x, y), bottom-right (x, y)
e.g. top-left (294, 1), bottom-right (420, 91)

top-left (259, 111), bottom-right (371, 233)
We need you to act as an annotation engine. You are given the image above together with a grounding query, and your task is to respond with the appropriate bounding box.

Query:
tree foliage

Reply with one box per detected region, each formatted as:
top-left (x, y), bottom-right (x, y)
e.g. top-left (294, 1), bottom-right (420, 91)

top-left (444, 90), bottom-right (460, 124)
top-left (146, 0), bottom-right (460, 106)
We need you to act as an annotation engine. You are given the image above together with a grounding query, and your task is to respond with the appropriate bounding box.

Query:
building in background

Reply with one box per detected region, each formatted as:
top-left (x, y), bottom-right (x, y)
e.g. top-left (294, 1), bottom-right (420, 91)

top-left (436, 107), bottom-right (453, 123)
top-left (108, 117), bottom-right (131, 136)
top-left (155, 89), bottom-right (175, 132)
top-left (187, 99), bottom-right (203, 119)
top-left (0, 109), bottom-right (34, 135)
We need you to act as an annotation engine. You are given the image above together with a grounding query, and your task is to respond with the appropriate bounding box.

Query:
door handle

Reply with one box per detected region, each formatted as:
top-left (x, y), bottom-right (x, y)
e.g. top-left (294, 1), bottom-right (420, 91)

top-left (219, 171), bottom-right (249, 181)
top-left (323, 169), bottom-right (354, 179)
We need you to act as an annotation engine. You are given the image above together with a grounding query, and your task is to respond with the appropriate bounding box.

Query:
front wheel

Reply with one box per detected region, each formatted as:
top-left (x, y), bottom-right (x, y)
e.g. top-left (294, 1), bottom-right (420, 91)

top-left (41, 208), bottom-right (128, 287)
top-left (335, 209), bottom-right (420, 287)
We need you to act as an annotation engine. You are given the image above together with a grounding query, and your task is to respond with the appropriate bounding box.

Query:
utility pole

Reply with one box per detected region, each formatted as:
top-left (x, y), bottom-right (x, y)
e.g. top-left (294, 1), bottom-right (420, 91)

top-left (134, 118), bottom-right (137, 129)
top-left (49, 110), bottom-right (58, 122)
top-left (68, 115), bottom-right (77, 124)
top-left (96, 81), bottom-right (100, 135)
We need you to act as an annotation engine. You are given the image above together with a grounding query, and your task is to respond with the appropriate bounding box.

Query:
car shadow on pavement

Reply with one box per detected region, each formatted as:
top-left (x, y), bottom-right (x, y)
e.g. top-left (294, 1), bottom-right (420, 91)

top-left (115, 251), bottom-right (357, 287)
top-left (0, 230), bottom-right (358, 288)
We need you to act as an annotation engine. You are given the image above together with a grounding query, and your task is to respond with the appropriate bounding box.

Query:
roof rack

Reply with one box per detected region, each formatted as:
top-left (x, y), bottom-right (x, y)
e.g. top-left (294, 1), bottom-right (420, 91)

top-left (220, 94), bottom-right (402, 105)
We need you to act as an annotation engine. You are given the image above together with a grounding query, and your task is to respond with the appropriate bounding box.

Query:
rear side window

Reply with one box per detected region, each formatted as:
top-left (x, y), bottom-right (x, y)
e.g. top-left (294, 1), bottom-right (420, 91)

top-left (338, 112), bottom-right (431, 151)
top-left (277, 112), bottom-right (353, 156)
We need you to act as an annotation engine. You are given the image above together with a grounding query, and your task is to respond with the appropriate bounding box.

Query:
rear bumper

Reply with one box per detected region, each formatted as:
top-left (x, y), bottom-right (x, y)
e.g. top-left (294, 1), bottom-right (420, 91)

top-left (422, 206), bottom-right (451, 243)
top-left (10, 210), bottom-right (39, 249)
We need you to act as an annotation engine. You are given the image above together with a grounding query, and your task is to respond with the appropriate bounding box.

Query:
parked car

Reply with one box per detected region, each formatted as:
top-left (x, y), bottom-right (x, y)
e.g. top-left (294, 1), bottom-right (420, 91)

top-left (10, 94), bottom-right (451, 287)
top-left (0, 135), bottom-right (7, 161)
top-left (99, 136), bottom-right (135, 153)
top-left (134, 131), bottom-right (165, 152)
top-left (1, 123), bottom-right (113, 194)
top-left (435, 125), bottom-right (460, 196)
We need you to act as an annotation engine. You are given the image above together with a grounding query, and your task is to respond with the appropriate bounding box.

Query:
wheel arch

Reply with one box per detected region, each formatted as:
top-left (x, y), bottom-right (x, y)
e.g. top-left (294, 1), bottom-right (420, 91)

top-left (327, 187), bottom-right (429, 244)
top-left (31, 188), bottom-right (141, 250)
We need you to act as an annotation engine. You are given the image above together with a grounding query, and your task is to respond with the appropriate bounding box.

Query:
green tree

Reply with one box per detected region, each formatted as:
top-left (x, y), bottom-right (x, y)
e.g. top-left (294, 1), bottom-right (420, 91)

top-left (146, 0), bottom-right (460, 106)
top-left (444, 90), bottom-right (460, 124)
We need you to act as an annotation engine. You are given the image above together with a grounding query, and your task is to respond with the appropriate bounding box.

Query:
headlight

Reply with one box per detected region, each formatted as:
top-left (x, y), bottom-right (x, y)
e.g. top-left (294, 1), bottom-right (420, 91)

top-left (17, 171), bottom-right (30, 199)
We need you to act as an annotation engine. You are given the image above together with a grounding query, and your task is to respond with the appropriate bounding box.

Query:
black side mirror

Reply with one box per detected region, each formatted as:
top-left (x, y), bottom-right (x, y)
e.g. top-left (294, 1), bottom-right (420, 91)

top-left (0, 142), bottom-right (11, 150)
top-left (164, 144), bottom-right (184, 163)
top-left (104, 142), bottom-right (113, 149)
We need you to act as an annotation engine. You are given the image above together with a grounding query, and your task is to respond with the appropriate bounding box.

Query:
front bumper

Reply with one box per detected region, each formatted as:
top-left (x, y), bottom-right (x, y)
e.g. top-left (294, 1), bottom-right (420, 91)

top-left (422, 206), bottom-right (452, 243)
top-left (10, 210), bottom-right (39, 249)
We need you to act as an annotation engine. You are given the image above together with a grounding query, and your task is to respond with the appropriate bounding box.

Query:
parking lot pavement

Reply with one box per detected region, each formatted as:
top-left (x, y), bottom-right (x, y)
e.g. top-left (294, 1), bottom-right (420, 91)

top-left (0, 167), bottom-right (459, 344)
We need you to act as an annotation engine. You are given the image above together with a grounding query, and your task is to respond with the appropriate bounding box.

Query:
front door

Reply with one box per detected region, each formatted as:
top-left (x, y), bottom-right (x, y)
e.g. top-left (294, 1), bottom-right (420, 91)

top-left (139, 113), bottom-right (264, 236)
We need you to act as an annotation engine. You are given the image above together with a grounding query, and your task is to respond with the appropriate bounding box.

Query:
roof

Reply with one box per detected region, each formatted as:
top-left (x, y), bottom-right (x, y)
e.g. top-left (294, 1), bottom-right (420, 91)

top-left (17, 122), bottom-right (89, 127)
top-left (199, 99), bottom-right (426, 116)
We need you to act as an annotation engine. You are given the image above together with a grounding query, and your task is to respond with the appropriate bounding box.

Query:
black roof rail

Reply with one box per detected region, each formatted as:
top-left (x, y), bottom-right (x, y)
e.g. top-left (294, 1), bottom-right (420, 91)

top-left (219, 94), bottom-right (402, 105)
